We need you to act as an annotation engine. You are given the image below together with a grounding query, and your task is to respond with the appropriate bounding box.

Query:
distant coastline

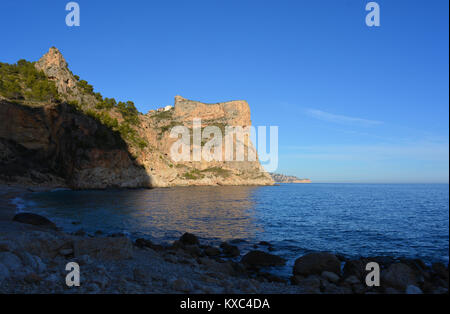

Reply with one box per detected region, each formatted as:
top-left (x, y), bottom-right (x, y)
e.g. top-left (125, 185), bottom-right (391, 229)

top-left (270, 173), bottom-right (311, 184)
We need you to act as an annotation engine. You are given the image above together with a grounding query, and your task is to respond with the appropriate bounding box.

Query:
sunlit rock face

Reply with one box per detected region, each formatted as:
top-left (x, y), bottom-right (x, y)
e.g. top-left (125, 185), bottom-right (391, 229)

top-left (0, 47), bottom-right (274, 188)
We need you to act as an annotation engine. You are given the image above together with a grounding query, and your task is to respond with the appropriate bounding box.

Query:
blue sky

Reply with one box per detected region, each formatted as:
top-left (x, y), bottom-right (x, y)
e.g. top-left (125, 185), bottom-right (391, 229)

top-left (1, 0), bottom-right (448, 183)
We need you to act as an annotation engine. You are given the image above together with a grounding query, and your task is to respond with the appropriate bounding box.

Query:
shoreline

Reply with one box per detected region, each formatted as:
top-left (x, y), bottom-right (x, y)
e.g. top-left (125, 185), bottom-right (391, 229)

top-left (0, 186), bottom-right (448, 294)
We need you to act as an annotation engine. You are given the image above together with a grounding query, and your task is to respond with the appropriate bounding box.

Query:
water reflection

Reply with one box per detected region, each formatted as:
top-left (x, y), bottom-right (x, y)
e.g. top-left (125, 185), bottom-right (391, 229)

top-left (26, 186), bottom-right (263, 243)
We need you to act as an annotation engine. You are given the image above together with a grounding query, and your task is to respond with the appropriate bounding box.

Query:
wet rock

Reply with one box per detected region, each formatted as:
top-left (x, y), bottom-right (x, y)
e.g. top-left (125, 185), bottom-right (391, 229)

top-left (293, 252), bottom-right (341, 276)
top-left (74, 237), bottom-right (133, 260)
top-left (220, 242), bottom-right (240, 257)
top-left (179, 233), bottom-right (199, 246)
top-left (135, 238), bottom-right (164, 251)
top-left (322, 271), bottom-right (340, 283)
top-left (204, 246), bottom-right (221, 257)
top-left (12, 213), bottom-right (57, 230)
top-left (258, 241), bottom-right (271, 246)
top-left (94, 230), bottom-right (104, 236)
top-left (406, 285), bottom-right (423, 294)
top-left (241, 250), bottom-right (286, 267)
top-left (381, 263), bottom-right (418, 290)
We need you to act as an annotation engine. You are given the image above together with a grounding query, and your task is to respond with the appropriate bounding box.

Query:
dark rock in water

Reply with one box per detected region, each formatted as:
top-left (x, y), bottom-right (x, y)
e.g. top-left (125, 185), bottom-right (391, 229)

top-left (293, 252), bottom-right (341, 276)
top-left (229, 239), bottom-right (247, 244)
top-left (241, 250), bottom-right (286, 267)
top-left (12, 213), bottom-right (57, 230)
top-left (203, 246), bottom-right (221, 257)
top-left (183, 245), bottom-right (202, 257)
top-left (267, 246), bottom-right (275, 252)
top-left (135, 238), bottom-right (164, 251)
top-left (381, 263), bottom-right (418, 290)
top-left (94, 230), bottom-right (104, 236)
top-left (71, 221), bottom-right (81, 225)
top-left (258, 241), bottom-right (271, 246)
top-left (220, 242), bottom-right (240, 257)
top-left (258, 272), bottom-right (287, 283)
top-left (179, 233), bottom-right (199, 245)
top-left (73, 229), bottom-right (86, 236)
top-left (109, 232), bottom-right (126, 238)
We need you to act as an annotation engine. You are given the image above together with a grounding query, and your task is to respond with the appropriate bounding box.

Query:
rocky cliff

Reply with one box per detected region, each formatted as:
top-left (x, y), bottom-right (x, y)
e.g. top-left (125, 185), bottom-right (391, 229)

top-left (0, 47), bottom-right (273, 188)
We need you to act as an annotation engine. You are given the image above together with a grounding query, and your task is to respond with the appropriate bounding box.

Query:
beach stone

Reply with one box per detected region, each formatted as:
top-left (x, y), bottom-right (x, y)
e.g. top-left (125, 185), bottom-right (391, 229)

top-left (295, 275), bottom-right (322, 293)
top-left (322, 271), bottom-right (340, 283)
top-left (382, 263), bottom-right (418, 290)
top-left (293, 252), bottom-right (341, 276)
top-left (204, 246), bottom-right (221, 257)
top-left (343, 259), bottom-right (366, 280)
top-left (74, 237), bottom-right (133, 260)
top-left (179, 233), bottom-right (199, 246)
top-left (12, 213), bottom-right (57, 230)
top-left (0, 251), bottom-right (23, 272)
top-left (406, 285), bottom-right (423, 294)
top-left (220, 242), bottom-right (240, 257)
top-left (241, 250), bottom-right (286, 267)
top-left (344, 275), bottom-right (361, 285)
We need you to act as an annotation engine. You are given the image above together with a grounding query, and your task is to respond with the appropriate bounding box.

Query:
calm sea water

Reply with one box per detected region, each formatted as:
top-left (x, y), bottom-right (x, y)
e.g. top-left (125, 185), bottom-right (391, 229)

top-left (14, 184), bottom-right (449, 272)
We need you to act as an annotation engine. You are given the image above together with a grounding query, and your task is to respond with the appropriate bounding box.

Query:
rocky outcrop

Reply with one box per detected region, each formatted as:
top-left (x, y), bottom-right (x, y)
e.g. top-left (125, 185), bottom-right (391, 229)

top-left (0, 48), bottom-right (274, 188)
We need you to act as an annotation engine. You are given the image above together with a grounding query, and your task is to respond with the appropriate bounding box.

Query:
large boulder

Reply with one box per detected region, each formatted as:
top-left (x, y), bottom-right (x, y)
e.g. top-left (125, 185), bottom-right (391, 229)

top-left (220, 242), bottom-right (240, 257)
top-left (12, 213), bottom-right (57, 230)
top-left (241, 250), bottom-right (286, 267)
top-left (293, 252), bottom-right (341, 276)
top-left (179, 233), bottom-right (199, 246)
top-left (74, 237), bottom-right (133, 260)
top-left (381, 263), bottom-right (418, 291)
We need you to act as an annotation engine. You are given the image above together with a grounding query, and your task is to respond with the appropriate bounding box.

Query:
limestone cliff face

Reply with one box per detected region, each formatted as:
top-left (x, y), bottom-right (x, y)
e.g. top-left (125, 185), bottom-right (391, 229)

top-left (0, 47), bottom-right (274, 188)
top-left (0, 100), bottom-right (150, 189)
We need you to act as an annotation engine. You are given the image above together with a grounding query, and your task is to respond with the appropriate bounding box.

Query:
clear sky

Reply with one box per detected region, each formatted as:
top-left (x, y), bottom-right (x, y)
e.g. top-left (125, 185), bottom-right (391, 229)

top-left (1, 0), bottom-right (448, 183)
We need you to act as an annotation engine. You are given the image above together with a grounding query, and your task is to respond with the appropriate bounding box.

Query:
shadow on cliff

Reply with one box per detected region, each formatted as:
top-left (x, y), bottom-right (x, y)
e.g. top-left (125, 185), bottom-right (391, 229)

top-left (0, 100), bottom-right (152, 189)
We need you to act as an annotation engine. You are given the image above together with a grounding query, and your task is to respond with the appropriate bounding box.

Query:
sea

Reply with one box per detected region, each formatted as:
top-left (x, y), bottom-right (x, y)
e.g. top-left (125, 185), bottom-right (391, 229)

top-left (10, 183), bottom-right (449, 276)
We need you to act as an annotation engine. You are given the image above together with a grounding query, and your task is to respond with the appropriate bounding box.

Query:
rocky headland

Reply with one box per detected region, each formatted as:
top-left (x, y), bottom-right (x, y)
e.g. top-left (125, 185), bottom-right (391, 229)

top-left (0, 47), bottom-right (273, 189)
